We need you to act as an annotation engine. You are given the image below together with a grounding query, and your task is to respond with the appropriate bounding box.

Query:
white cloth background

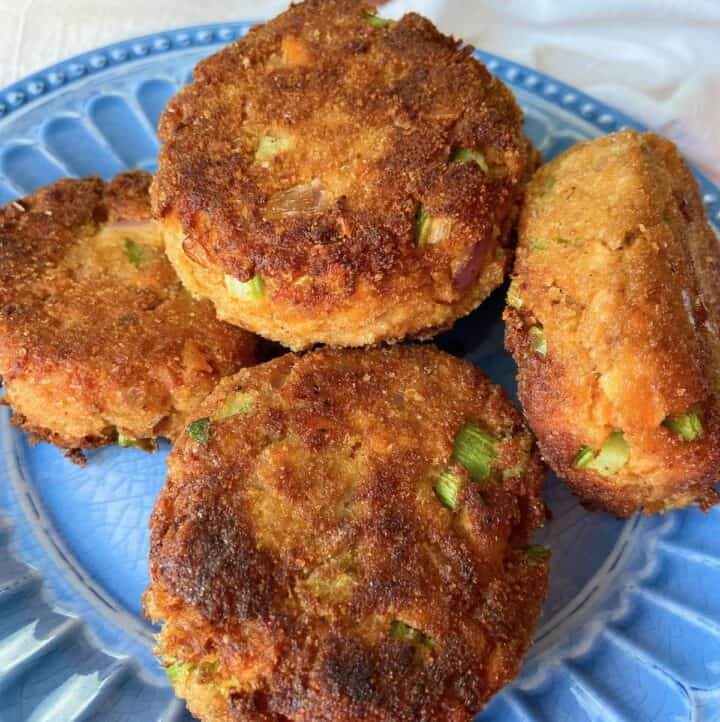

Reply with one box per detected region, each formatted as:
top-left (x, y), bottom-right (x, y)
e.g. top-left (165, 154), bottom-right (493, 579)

top-left (1, 0), bottom-right (718, 183)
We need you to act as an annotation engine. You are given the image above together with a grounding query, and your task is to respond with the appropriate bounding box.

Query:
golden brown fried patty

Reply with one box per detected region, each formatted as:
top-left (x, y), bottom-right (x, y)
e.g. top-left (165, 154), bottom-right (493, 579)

top-left (505, 130), bottom-right (720, 516)
top-left (153, 0), bottom-right (536, 350)
top-left (0, 171), bottom-right (260, 453)
top-left (145, 345), bottom-right (548, 722)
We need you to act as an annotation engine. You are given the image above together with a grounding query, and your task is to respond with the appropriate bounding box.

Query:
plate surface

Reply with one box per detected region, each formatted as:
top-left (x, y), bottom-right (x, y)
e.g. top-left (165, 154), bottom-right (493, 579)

top-left (1, 21), bottom-right (720, 722)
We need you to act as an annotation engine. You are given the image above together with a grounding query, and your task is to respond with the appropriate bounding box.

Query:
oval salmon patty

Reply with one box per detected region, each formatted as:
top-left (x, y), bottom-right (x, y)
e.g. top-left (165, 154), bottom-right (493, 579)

top-left (505, 130), bottom-right (720, 516)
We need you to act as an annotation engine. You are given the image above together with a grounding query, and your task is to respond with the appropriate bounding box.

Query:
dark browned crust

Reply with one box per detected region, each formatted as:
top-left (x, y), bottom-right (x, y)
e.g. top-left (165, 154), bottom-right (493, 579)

top-left (0, 171), bottom-right (260, 451)
top-left (153, 0), bottom-right (532, 330)
top-left (505, 130), bottom-right (720, 517)
top-left (146, 345), bottom-right (548, 722)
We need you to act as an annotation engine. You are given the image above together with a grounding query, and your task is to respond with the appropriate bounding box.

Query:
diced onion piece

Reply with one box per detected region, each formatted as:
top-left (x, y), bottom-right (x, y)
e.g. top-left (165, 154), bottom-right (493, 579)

top-left (225, 273), bottom-right (265, 301)
top-left (213, 391), bottom-right (254, 420)
top-left (364, 12), bottom-right (393, 27)
top-left (254, 134), bottom-right (292, 164)
top-left (525, 545), bottom-right (550, 566)
top-left (574, 446), bottom-right (594, 468)
top-left (265, 182), bottom-right (331, 220)
top-left (529, 325), bottom-right (547, 356)
top-left (182, 237), bottom-right (212, 268)
top-left (452, 423), bottom-right (496, 483)
top-left (507, 282), bottom-right (522, 310)
top-left (663, 409), bottom-right (703, 441)
top-left (452, 147), bottom-right (489, 174)
top-left (452, 239), bottom-right (488, 292)
top-left (187, 417), bottom-right (211, 444)
top-left (435, 470), bottom-right (462, 510)
top-left (587, 431), bottom-right (630, 477)
top-left (425, 216), bottom-right (452, 246)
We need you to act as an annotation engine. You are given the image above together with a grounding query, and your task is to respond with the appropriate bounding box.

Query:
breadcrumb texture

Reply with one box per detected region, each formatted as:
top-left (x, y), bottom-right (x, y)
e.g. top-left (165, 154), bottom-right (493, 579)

top-left (0, 171), bottom-right (260, 451)
top-left (145, 345), bottom-right (548, 722)
top-left (153, 0), bottom-right (535, 350)
top-left (505, 130), bottom-right (720, 516)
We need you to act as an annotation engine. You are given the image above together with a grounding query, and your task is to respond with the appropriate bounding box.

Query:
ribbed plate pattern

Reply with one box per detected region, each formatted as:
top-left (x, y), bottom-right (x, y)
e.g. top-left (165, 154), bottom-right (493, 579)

top-left (0, 22), bottom-right (719, 722)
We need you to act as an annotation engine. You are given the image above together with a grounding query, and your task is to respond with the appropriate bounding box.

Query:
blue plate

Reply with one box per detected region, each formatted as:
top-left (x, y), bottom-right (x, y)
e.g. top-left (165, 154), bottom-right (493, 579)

top-left (1, 22), bottom-right (719, 722)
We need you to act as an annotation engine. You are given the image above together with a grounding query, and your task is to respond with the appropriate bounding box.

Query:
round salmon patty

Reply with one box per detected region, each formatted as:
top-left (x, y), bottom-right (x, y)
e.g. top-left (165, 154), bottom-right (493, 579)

top-left (0, 171), bottom-right (260, 456)
top-left (505, 130), bottom-right (720, 516)
top-left (145, 344), bottom-right (548, 722)
top-left (153, 0), bottom-right (536, 350)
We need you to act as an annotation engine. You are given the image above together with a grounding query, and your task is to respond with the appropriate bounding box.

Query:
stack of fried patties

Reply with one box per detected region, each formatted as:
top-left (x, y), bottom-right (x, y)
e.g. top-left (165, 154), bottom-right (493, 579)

top-left (3, 1), bottom-right (720, 721)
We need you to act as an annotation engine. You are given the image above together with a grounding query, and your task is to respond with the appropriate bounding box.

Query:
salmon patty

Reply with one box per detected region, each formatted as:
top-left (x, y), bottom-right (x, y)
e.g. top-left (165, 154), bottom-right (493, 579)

top-left (0, 171), bottom-right (260, 456)
top-left (153, 0), bottom-right (536, 350)
top-left (145, 345), bottom-right (548, 722)
top-left (505, 130), bottom-right (720, 516)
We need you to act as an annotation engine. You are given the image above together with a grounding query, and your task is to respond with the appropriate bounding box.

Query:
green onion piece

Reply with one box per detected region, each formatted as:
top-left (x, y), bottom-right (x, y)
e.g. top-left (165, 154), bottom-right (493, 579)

top-left (414, 204), bottom-right (432, 247)
top-left (213, 391), bottom-right (254, 420)
top-left (166, 662), bottom-right (194, 683)
top-left (502, 463), bottom-right (526, 481)
top-left (254, 134), bottom-right (292, 164)
top-left (390, 620), bottom-right (411, 639)
top-left (224, 273), bottom-right (265, 301)
top-left (452, 147), bottom-right (489, 174)
top-left (507, 282), bottom-right (522, 310)
top-left (389, 621), bottom-right (435, 649)
top-left (529, 325), bottom-right (547, 355)
top-left (117, 433), bottom-right (157, 452)
top-left (452, 423), bottom-right (497, 483)
top-left (574, 446), bottom-right (594, 468)
top-left (587, 431), bottom-right (630, 477)
top-left (528, 238), bottom-right (547, 251)
top-left (544, 178), bottom-right (556, 195)
top-left (187, 417), bottom-right (211, 444)
top-left (125, 238), bottom-right (144, 268)
top-left (364, 12), bottom-right (393, 27)
top-left (525, 545), bottom-right (550, 566)
top-left (663, 410), bottom-right (703, 441)
top-left (435, 470), bottom-right (462, 510)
